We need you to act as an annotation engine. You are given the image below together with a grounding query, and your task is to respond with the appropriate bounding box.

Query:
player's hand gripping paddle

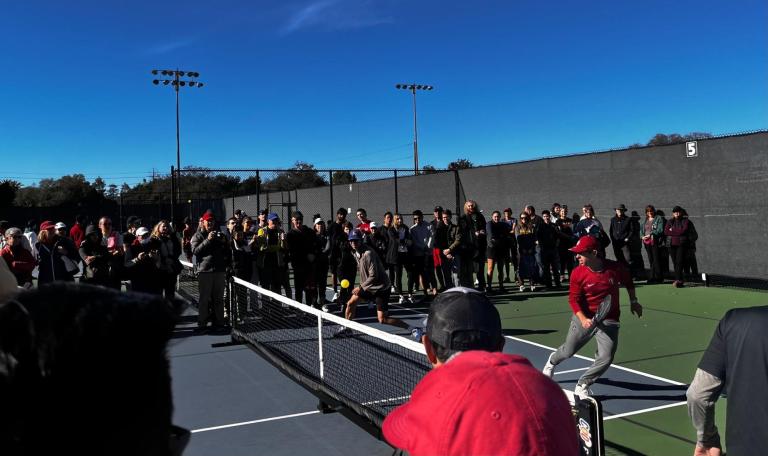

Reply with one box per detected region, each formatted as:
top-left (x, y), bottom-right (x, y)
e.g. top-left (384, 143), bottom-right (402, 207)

top-left (591, 295), bottom-right (612, 330)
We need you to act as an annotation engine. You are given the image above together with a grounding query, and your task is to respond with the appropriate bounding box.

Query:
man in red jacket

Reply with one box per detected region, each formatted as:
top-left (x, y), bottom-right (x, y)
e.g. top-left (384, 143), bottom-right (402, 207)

top-left (542, 235), bottom-right (643, 398)
top-left (1, 227), bottom-right (37, 288)
top-left (69, 214), bottom-right (87, 248)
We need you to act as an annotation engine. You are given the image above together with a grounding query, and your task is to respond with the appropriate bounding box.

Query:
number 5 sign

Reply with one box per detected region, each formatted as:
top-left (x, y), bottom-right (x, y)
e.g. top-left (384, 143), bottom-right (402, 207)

top-left (685, 141), bottom-right (698, 158)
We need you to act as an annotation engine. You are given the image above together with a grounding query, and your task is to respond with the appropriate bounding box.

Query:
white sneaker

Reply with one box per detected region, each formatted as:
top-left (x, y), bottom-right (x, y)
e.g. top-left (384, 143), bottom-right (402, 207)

top-left (398, 295), bottom-right (406, 304)
top-left (331, 292), bottom-right (339, 303)
top-left (333, 326), bottom-right (351, 337)
top-left (474, 278), bottom-right (479, 287)
top-left (530, 285), bottom-right (536, 292)
top-left (391, 286), bottom-right (396, 293)
top-left (574, 383), bottom-right (593, 398)
top-left (321, 304), bottom-right (330, 313)
top-left (519, 285), bottom-right (525, 292)
top-left (542, 353), bottom-right (556, 378)
top-left (411, 327), bottom-right (424, 341)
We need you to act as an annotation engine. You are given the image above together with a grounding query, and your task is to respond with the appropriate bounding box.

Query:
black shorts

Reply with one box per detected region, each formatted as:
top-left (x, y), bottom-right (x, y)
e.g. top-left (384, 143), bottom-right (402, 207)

top-left (358, 288), bottom-right (390, 312)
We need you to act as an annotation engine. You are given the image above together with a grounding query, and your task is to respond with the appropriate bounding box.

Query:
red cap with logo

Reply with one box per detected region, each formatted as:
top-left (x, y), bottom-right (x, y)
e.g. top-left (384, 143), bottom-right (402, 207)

top-left (382, 351), bottom-right (578, 456)
top-left (39, 220), bottom-right (56, 231)
top-left (569, 235), bottom-right (600, 254)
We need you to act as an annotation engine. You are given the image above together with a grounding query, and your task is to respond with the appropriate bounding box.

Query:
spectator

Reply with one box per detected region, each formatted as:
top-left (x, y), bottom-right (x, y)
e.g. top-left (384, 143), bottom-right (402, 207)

top-left (335, 221), bottom-right (357, 309)
top-left (574, 204), bottom-right (609, 258)
top-left (124, 227), bottom-right (161, 294)
top-left (393, 213), bottom-right (413, 303)
top-left (442, 209), bottom-right (460, 288)
top-left (410, 210), bottom-right (435, 297)
top-left (355, 208), bottom-right (372, 234)
top-left (382, 287), bottom-right (578, 456)
top-left (664, 205), bottom-right (694, 288)
top-left (230, 224), bottom-right (254, 318)
top-left (122, 215), bottom-right (141, 246)
top-left (23, 219), bottom-right (39, 258)
top-left (609, 204), bottom-right (634, 266)
top-left (312, 217), bottom-right (331, 310)
top-left (69, 214), bottom-right (87, 250)
top-left (286, 211), bottom-right (316, 304)
top-left (556, 204), bottom-right (575, 282)
top-left (516, 212), bottom-right (538, 292)
top-left (225, 217), bottom-right (239, 240)
top-left (458, 200), bottom-right (487, 290)
top-left (430, 206), bottom-right (450, 291)
top-left (328, 208), bottom-right (348, 301)
top-left (1, 227), bottom-right (36, 288)
top-left (524, 205), bottom-right (544, 279)
top-left (256, 209), bottom-right (268, 230)
top-left (485, 210), bottom-right (508, 292)
top-left (181, 216), bottom-right (195, 263)
top-left (241, 215), bottom-right (261, 287)
top-left (98, 217), bottom-right (124, 290)
top-left (501, 208), bottom-right (518, 285)
top-left (0, 283), bottom-right (187, 456)
top-left (36, 221), bottom-right (78, 284)
top-left (369, 221), bottom-right (387, 260)
top-left (0, 220), bottom-right (10, 250)
top-left (191, 211), bottom-right (231, 331)
top-left (656, 209), bottom-right (671, 278)
top-left (682, 208), bottom-right (699, 282)
top-left (686, 306), bottom-right (768, 456)
top-left (551, 202), bottom-right (562, 221)
top-left (542, 235), bottom-right (642, 398)
top-left (641, 205), bottom-right (665, 284)
top-left (381, 212), bottom-right (400, 295)
top-left (338, 230), bottom-right (414, 334)
top-left (537, 210), bottom-right (561, 288)
top-left (79, 225), bottom-right (111, 287)
top-left (152, 220), bottom-right (183, 301)
top-left (628, 210), bottom-right (645, 278)
top-left (54, 222), bottom-right (69, 241)
top-left (256, 213), bottom-right (289, 296)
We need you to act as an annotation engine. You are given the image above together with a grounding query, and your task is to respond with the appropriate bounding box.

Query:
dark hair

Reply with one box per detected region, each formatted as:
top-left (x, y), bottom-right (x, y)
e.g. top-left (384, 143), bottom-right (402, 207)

top-left (75, 214), bottom-right (86, 224)
top-left (645, 205), bottom-right (656, 216)
top-left (413, 210), bottom-right (423, 217)
top-left (552, 203), bottom-right (561, 210)
top-left (356, 208), bottom-right (366, 216)
top-left (583, 204), bottom-right (594, 211)
top-left (384, 211), bottom-right (393, 219)
top-left (492, 210), bottom-right (501, 217)
top-left (443, 209), bottom-right (452, 217)
top-left (525, 205), bottom-right (535, 213)
top-left (541, 209), bottom-right (551, 216)
top-left (227, 217), bottom-right (238, 224)
top-left (336, 207), bottom-right (348, 216)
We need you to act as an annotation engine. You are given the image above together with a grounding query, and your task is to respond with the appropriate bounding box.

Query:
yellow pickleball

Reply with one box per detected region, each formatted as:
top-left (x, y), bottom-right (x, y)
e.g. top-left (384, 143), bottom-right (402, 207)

top-left (340, 279), bottom-right (350, 289)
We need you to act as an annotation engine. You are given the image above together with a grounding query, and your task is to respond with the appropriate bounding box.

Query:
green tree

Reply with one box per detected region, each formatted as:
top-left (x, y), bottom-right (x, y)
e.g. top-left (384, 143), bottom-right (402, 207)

top-left (332, 170), bottom-right (357, 185)
top-left (0, 180), bottom-right (21, 207)
top-left (93, 177), bottom-right (106, 196)
top-left (647, 132), bottom-right (712, 146)
top-left (447, 159), bottom-right (474, 170)
top-left (263, 162), bottom-right (326, 191)
top-left (421, 165), bottom-right (439, 174)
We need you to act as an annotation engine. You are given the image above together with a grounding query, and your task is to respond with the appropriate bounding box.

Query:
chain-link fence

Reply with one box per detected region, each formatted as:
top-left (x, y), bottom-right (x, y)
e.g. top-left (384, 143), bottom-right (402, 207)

top-left (174, 168), bottom-right (463, 224)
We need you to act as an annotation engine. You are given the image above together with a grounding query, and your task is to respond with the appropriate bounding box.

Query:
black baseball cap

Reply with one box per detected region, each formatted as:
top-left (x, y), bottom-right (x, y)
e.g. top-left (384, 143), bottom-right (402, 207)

top-left (433, 206), bottom-right (443, 213)
top-left (426, 287), bottom-right (503, 351)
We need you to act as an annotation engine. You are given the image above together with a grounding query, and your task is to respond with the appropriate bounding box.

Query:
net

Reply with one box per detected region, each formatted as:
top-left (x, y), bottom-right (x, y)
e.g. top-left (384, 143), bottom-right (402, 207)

top-left (228, 274), bottom-right (430, 430)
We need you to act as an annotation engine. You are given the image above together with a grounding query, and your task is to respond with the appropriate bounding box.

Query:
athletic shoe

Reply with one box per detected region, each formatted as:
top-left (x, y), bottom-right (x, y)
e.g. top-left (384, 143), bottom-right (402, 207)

top-left (542, 353), bottom-right (556, 378)
top-left (398, 295), bottom-right (407, 304)
top-left (519, 285), bottom-right (525, 292)
top-left (333, 326), bottom-right (352, 337)
top-left (391, 286), bottom-right (396, 294)
top-left (331, 292), bottom-right (339, 302)
top-left (321, 304), bottom-right (331, 313)
top-left (530, 285), bottom-right (536, 292)
top-left (411, 327), bottom-right (424, 341)
top-left (574, 383), bottom-right (593, 398)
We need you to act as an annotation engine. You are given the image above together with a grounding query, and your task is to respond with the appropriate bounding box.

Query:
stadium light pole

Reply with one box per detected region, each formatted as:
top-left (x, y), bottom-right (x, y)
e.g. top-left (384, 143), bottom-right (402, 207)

top-left (395, 83), bottom-right (433, 174)
top-left (151, 69), bottom-right (204, 205)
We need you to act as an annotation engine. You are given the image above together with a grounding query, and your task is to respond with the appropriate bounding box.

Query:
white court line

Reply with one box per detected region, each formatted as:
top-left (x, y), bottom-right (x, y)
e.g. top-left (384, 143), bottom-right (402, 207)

top-left (503, 335), bottom-right (686, 386)
top-left (603, 401), bottom-right (687, 421)
top-left (554, 366), bottom-right (590, 375)
top-left (191, 410), bottom-right (320, 433)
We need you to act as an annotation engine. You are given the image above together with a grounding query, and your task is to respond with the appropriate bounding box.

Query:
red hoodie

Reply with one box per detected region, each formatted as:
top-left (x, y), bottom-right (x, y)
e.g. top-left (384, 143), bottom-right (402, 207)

top-left (70, 223), bottom-right (86, 248)
top-left (568, 259), bottom-right (634, 322)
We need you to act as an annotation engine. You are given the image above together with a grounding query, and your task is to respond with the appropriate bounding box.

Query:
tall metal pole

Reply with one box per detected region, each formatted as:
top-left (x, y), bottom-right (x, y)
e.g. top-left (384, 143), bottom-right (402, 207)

top-left (175, 71), bottom-right (181, 207)
top-left (412, 87), bottom-right (418, 175)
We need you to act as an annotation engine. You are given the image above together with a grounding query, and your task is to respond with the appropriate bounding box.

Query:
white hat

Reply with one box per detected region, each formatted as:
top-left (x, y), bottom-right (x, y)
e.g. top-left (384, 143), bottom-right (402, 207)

top-left (370, 221), bottom-right (379, 229)
top-left (55, 222), bottom-right (67, 230)
top-left (314, 217), bottom-right (324, 226)
top-left (136, 227), bottom-right (150, 237)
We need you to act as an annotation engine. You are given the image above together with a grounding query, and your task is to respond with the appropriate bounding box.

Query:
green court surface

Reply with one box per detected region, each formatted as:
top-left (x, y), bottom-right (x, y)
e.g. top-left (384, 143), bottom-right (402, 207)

top-left (491, 283), bottom-right (765, 455)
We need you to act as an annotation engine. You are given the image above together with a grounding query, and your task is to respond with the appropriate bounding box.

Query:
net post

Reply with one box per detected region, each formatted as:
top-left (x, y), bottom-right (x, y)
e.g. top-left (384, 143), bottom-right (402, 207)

top-left (318, 313), bottom-right (325, 381)
top-left (328, 170), bottom-right (334, 222)
top-left (393, 169), bottom-right (399, 213)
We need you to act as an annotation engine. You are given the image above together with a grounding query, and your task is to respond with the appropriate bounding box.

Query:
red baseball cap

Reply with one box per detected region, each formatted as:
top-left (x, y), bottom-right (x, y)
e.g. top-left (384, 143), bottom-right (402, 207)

top-left (200, 212), bottom-right (215, 222)
top-left (382, 351), bottom-right (578, 456)
top-left (39, 220), bottom-right (56, 231)
top-left (569, 235), bottom-right (600, 254)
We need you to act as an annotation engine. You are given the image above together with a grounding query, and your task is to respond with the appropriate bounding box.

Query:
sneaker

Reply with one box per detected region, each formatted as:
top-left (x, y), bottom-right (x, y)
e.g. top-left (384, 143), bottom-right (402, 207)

top-left (411, 327), bottom-right (424, 341)
top-left (321, 304), bottom-right (331, 313)
top-left (574, 383), bottom-right (593, 398)
top-left (398, 295), bottom-right (407, 304)
top-left (519, 285), bottom-right (525, 292)
top-left (331, 292), bottom-right (339, 302)
top-left (391, 286), bottom-right (396, 293)
top-left (333, 326), bottom-right (352, 337)
top-left (530, 285), bottom-right (536, 292)
top-left (542, 353), bottom-right (556, 378)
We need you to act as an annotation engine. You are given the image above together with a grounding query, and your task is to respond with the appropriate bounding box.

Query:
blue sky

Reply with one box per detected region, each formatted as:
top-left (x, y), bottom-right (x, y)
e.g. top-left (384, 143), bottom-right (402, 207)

top-left (1, 0), bottom-right (766, 188)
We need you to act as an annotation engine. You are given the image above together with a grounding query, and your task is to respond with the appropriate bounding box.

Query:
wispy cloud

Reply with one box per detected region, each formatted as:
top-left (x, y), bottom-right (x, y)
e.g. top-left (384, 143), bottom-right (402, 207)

top-left (144, 39), bottom-right (195, 56)
top-left (281, 0), bottom-right (394, 35)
